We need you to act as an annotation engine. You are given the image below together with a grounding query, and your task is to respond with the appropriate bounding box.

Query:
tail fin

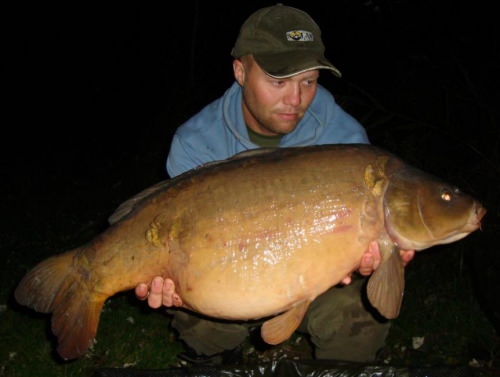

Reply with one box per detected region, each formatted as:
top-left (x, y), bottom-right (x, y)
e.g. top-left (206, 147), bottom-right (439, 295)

top-left (14, 248), bottom-right (106, 360)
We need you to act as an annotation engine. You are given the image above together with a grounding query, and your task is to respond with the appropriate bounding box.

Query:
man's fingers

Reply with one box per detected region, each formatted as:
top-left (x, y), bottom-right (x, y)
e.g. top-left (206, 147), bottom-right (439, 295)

top-left (400, 250), bottom-right (415, 266)
top-left (340, 275), bottom-right (352, 285)
top-left (147, 277), bottom-right (164, 309)
top-left (163, 278), bottom-right (183, 307)
top-left (135, 283), bottom-right (149, 301)
top-left (357, 241), bottom-right (382, 276)
top-left (162, 279), bottom-right (174, 306)
top-left (358, 253), bottom-right (374, 276)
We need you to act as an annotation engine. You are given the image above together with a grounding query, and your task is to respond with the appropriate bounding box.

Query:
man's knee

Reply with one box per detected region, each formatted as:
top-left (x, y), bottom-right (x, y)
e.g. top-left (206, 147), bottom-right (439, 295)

top-left (302, 279), bottom-right (390, 362)
top-left (313, 316), bottom-right (390, 361)
top-left (170, 310), bottom-right (249, 356)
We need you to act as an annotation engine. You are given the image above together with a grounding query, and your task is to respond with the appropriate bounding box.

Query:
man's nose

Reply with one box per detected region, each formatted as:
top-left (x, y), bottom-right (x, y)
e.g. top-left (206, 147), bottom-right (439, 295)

top-left (283, 84), bottom-right (301, 106)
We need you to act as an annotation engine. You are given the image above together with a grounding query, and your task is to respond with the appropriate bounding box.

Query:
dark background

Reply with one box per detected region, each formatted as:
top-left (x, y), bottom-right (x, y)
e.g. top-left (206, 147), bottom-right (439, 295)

top-left (2, 0), bottom-right (500, 355)
top-left (3, 0), bottom-right (498, 175)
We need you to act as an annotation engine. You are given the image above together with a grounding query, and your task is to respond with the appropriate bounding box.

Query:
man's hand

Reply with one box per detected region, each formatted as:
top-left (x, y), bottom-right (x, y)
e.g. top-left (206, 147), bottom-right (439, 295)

top-left (341, 241), bottom-right (415, 284)
top-left (135, 276), bottom-right (182, 308)
top-left (399, 249), bottom-right (415, 266)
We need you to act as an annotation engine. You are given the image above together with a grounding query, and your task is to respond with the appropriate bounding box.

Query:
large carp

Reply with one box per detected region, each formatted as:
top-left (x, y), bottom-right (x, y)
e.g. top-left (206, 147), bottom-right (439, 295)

top-left (14, 144), bottom-right (485, 360)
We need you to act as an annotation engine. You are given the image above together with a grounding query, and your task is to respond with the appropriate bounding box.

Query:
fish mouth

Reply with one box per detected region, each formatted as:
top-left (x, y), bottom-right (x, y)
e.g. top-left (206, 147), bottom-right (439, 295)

top-left (460, 201), bottom-right (487, 235)
top-left (472, 203), bottom-right (487, 231)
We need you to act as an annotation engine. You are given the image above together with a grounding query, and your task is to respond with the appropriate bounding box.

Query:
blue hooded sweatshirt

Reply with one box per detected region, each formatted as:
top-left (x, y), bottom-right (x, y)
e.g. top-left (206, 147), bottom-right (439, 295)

top-left (167, 81), bottom-right (369, 178)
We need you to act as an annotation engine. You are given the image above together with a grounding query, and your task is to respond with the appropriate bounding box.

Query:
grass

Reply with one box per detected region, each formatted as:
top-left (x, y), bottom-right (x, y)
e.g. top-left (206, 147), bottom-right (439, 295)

top-left (1, 295), bottom-right (183, 376)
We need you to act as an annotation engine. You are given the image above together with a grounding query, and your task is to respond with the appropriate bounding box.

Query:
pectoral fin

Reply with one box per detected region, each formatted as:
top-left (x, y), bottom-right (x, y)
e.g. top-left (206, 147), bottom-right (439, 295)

top-left (366, 246), bottom-right (405, 319)
top-left (261, 300), bottom-right (310, 345)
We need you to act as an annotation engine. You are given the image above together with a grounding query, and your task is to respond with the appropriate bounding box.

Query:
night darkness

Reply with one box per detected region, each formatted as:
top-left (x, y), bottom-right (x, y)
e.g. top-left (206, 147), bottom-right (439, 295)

top-left (3, 1), bottom-right (499, 177)
top-left (2, 0), bottom-right (500, 373)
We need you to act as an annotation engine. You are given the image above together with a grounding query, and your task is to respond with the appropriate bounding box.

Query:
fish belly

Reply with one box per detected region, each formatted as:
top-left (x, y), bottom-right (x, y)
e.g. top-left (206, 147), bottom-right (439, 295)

top-left (157, 148), bottom-right (384, 319)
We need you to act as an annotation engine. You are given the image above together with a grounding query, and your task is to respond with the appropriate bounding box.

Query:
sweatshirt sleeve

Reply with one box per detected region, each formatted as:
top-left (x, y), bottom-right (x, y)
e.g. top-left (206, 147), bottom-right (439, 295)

top-left (166, 134), bottom-right (200, 178)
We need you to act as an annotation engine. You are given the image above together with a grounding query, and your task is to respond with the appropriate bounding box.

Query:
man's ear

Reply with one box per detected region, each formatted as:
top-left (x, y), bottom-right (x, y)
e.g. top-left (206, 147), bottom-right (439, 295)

top-left (233, 59), bottom-right (245, 86)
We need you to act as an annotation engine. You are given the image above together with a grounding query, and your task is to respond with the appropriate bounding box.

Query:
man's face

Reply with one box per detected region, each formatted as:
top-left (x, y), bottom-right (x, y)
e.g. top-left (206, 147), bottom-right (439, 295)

top-left (233, 56), bottom-right (319, 136)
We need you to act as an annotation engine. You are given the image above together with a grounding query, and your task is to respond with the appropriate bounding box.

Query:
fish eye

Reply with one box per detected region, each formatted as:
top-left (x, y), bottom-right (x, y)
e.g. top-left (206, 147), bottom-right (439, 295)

top-left (441, 188), bottom-right (453, 202)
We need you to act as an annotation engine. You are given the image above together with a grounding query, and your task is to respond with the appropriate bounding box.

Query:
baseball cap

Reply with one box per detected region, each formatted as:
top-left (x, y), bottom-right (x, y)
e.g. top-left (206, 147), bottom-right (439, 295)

top-left (231, 4), bottom-right (341, 78)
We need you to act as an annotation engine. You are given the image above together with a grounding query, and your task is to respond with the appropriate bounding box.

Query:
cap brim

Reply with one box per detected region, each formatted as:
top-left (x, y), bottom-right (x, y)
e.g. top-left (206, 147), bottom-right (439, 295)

top-left (254, 51), bottom-right (342, 78)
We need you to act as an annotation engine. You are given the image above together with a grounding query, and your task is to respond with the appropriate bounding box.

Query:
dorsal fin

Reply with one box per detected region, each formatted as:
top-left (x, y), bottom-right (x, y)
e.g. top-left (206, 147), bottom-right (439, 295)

top-left (108, 180), bottom-right (173, 224)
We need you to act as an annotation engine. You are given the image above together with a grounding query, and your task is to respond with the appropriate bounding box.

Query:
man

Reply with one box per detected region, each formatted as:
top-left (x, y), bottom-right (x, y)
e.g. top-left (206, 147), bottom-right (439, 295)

top-left (136, 4), bottom-right (414, 365)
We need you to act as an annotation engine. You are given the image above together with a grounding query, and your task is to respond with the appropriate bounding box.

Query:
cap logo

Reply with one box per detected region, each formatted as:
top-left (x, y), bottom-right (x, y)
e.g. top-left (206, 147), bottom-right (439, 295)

top-left (286, 30), bottom-right (314, 42)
